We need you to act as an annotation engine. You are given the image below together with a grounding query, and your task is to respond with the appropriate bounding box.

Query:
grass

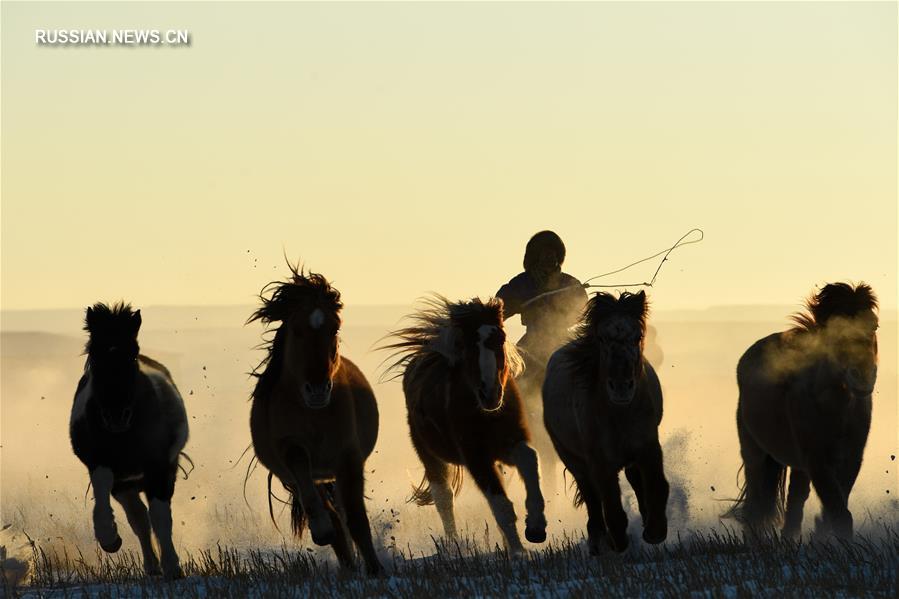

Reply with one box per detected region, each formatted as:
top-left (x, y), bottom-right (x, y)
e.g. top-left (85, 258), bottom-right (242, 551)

top-left (4, 526), bottom-right (898, 598)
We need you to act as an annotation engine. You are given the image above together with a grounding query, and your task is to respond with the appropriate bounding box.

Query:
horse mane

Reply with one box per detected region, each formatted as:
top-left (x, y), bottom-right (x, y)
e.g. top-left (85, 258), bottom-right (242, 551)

top-left (380, 295), bottom-right (523, 380)
top-left (789, 282), bottom-right (878, 332)
top-left (247, 264), bottom-right (343, 403)
top-left (83, 301), bottom-right (139, 355)
top-left (566, 291), bottom-right (649, 385)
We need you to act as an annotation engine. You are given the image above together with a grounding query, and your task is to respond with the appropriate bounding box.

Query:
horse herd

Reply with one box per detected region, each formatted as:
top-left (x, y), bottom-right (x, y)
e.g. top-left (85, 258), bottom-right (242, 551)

top-left (68, 267), bottom-right (880, 579)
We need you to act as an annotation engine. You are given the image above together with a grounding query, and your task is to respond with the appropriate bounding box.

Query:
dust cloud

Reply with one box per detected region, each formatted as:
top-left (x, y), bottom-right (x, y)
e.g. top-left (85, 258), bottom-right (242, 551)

top-left (1, 305), bottom-right (896, 566)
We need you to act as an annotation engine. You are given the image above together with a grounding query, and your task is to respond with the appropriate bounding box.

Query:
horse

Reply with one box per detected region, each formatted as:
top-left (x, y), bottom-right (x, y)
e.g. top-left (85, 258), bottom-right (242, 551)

top-left (69, 302), bottom-right (189, 579)
top-left (383, 296), bottom-right (547, 553)
top-left (543, 290), bottom-right (668, 554)
top-left (248, 266), bottom-right (383, 575)
top-left (727, 282), bottom-right (878, 540)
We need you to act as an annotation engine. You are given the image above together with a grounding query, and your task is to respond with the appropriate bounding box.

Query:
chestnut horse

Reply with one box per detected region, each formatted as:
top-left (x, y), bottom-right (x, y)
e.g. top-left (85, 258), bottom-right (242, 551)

top-left (727, 282), bottom-right (878, 539)
top-left (248, 266), bottom-right (383, 575)
top-left (543, 291), bottom-right (669, 554)
top-left (383, 296), bottom-right (547, 553)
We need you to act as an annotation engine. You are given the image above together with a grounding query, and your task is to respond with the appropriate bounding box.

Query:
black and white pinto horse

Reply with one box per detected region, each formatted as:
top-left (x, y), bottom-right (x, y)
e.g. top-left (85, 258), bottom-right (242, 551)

top-left (70, 303), bottom-right (189, 579)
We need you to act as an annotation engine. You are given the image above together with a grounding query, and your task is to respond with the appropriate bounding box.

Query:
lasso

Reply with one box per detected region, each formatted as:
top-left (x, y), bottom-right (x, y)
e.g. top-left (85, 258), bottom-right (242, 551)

top-left (520, 228), bottom-right (704, 308)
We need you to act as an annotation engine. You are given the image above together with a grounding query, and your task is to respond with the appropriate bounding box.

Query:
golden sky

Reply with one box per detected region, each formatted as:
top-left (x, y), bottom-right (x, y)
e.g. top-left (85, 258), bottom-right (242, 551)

top-left (2, 1), bottom-right (896, 311)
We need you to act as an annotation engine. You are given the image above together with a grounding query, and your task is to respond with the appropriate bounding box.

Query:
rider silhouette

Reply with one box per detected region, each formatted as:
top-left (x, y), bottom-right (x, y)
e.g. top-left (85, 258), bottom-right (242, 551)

top-left (496, 230), bottom-right (588, 376)
top-left (496, 231), bottom-right (587, 491)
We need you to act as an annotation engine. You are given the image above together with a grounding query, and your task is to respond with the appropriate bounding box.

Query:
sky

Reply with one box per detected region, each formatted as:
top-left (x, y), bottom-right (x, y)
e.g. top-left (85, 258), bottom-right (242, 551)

top-left (2, 1), bottom-right (896, 311)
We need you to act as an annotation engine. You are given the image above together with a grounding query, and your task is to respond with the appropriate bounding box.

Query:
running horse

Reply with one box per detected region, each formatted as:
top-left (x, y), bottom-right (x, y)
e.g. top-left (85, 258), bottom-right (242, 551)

top-left (383, 296), bottom-right (547, 553)
top-left (248, 265), bottom-right (383, 575)
top-left (543, 291), bottom-right (669, 554)
top-left (70, 303), bottom-right (189, 579)
top-left (727, 282), bottom-right (878, 539)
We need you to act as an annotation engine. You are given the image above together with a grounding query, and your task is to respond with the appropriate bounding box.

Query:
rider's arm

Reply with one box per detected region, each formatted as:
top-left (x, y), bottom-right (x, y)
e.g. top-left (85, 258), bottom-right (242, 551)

top-left (496, 282), bottom-right (521, 319)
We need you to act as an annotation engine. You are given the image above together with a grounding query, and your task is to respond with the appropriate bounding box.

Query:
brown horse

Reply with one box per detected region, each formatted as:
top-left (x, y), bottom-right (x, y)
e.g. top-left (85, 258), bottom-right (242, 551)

top-left (727, 282), bottom-right (878, 540)
top-left (248, 266), bottom-right (383, 575)
top-left (543, 291), bottom-right (669, 554)
top-left (383, 296), bottom-right (547, 553)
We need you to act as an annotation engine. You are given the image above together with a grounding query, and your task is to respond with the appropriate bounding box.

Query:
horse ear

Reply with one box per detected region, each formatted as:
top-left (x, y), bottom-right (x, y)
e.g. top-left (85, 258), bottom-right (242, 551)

top-left (131, 309), bottom-right (142, 334)
top-left (636, 290), bottom-right (647, 306)
top-left (623, 290), bottom-right (648, 319)
top-left (85, 306), bottom-right (95, 331)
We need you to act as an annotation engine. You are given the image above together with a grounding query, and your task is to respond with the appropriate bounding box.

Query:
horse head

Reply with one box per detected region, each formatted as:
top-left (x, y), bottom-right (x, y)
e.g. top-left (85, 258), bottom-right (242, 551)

top-left (439, 299), bottom-right (521, 411)
top-left (576, 290), bottom-right (648, 406)
top-left (251, 266), bottom-right (343, 410)
top-left (801, 282), bottom-right (879, 397)
top-left (84, 302), bottom-right (142, 432)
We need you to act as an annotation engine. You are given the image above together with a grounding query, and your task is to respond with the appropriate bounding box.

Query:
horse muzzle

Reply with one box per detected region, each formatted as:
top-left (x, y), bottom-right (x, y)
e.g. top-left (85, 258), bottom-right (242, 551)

top-left (302, 380), bottom-right (333, 409)
top-left (846, 366), bottom-right (877, 397)
top-left (477, 384), bottom-right (504, 412)
top-left (606, 378), bottom-right (637, 406)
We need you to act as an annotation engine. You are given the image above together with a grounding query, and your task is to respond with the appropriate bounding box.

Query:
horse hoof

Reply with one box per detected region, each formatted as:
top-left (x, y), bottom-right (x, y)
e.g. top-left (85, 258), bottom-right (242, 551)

top-left (100, 535), bottom-right (122, 553)
top-left (366, 562), bottom-right (385, 578)
top-left (608, 534), bottom-right (629, 553)
top-left (311, 529), bottom-right (336, 547)
top-left (643, 528), bottom-right (667, 545)
top-left (525, 527), bottom-right (547, 544)
top-left (163, 568), bottom-right (184, 582)
top-left (145, 564), bottom-right (163, 577)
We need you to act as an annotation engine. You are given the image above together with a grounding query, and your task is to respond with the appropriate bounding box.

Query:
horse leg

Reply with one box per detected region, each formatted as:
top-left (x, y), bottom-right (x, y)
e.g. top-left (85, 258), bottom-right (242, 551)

top-left (624, 466), bottom-right (646, 521)
top-left (89, 467), bottom-right (122, 553)
top-left (410, 430), bottom-right (458, 538)
top-left (282, 444), bottom-right (335, 546)
top-left (507, 441), bottom-right (546, 543)
top-left (737, 411), bottom-right (784, 536)
top-left (633, 442), bottom-right (669, 545)
top-left (556, 446), bottom-right (606, 555)
top-left (318, 483), bottom-right (354, 571)
top-left (808, 465), bottom-right (852, 539)
top-left (782, 469), bottom-right (810, 539)
top-left (337, 454), bottom-right (384, 576)
top-left (145, 461), bottom-right (183, 580)
top-left (113, 488), bottom-right (161, 575)
top-left (466, 457), bottom-right (524, 554)
top-left (519, 369), bottom-right (558, 495)
top-left (596, 470), bottom-right (629, 553)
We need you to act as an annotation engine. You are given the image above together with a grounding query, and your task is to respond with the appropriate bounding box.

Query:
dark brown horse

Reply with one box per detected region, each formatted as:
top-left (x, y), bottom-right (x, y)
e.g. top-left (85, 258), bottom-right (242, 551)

top-left (728, 282), bottom-right (878, 540)
top-left (543, 291), bottom-right (669, 554)
top-left (70, 303), bottom-right (189, 579)
top-left (248, 266), bottom-right (383, 575)
top-left (383, 297), bottom-right (547, 553)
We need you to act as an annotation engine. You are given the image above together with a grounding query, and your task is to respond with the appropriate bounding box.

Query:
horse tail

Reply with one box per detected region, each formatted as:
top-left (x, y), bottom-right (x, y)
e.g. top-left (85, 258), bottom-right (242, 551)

top-left (721, 464), bottom-right (748, 522)
top-left (264, 471), bottom-right (306, 537)
top-left (289, 484), bottom-right (307, 538)
top-left (177, 451), bottom-right (195, 480)
top-left (564, 468), bottom-right (586, 508)
top-left (409, 472), bottom-right (434, 506)
top-left (774, 465), bottom-right (787, 520)
top-left (722, 462), bottom-right (788, 525)
top-left (408, 465), bottom-right (464, 506)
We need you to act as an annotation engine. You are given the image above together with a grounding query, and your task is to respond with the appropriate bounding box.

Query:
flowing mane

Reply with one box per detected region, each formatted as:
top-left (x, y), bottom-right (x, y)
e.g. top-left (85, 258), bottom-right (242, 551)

top-left (247, 264), bottom-right (343, 403)
top-left (83, 301), bottom-right (139, 355)
top-left (566, 291), bottom-right (649, 384)
top-left (789, 282), bottom-right (878, 332)
top-left (381, 295), bottom-right (523, 379)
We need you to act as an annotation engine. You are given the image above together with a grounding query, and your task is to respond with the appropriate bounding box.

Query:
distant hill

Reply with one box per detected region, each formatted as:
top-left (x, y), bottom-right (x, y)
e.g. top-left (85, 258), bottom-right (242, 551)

top-left (2, 303), bottom-right (895, 335)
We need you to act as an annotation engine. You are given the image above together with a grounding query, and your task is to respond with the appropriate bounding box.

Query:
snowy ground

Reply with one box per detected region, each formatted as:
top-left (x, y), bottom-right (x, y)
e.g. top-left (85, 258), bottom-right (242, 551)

top-left (5, 526), bottom-right (898, 598)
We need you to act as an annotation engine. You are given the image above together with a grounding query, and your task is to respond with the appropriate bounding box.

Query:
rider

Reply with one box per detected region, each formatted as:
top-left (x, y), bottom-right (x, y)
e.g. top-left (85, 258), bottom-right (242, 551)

top-left (496, 230), bottom-right (588, 378)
